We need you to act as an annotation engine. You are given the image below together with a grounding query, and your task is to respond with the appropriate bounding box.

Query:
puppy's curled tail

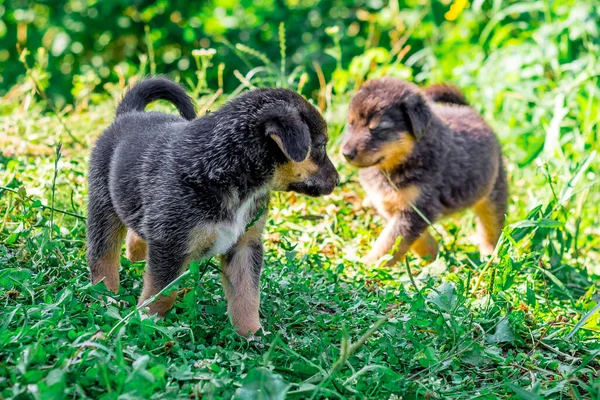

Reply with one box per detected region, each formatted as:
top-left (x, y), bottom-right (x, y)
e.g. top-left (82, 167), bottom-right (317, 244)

top-left (116, 77), bottom-right (196, 120)
top-left (424, 84), bottom-right (469, 106)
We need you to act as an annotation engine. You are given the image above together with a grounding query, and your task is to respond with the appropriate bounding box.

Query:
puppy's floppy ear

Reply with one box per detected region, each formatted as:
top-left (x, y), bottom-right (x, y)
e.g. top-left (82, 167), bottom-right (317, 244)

top-left (403, 93), bottom-right (432, 138)
top-left (260, 104), bottom-right (311, 162)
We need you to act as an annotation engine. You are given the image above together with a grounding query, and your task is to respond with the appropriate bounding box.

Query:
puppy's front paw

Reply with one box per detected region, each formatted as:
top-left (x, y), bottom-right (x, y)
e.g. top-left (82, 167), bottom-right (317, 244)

top-left (383, 257), bottom-right (399, 267)
top-left (235, 321), bottom-right (262, 337)
top-left (137, 291), bottom-right (177, 318)
top-left (361, 252), bottom-right (398, 267)
top-left (139, 311), bottom-right (163, 322)
top-left (360, 253), bottom-right (380, 265)
top-left (362, 197), bottom-right (373, 208)
top-left (104, 296), bottom-right (131, 308)
top-left (479, 243), bottom-right (496, 258)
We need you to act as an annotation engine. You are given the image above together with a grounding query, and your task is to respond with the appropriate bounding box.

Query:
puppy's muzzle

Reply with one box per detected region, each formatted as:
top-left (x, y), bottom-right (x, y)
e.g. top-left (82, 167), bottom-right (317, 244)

top-left (340, 136), bottom-right (381, 168)
top-left (342, 148), bottom-right (357, 162)
top-left (290, 166), bottom-right (339, 197)
top-left (340, 134), bottom-right (363, 164)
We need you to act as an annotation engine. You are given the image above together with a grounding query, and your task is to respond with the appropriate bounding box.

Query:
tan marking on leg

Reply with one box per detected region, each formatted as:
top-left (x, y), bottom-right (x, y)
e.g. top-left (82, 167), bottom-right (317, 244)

top-left (126, 230), bottom-right (147, 262)
top-left (385, 241), bottom-right (412, 266)
top-left (410, 230), bottom-right (438, 262)
top-left (91, 251), bottom-right (121, 292)
top-left (373, 229), bottom-right (436, 267)
top-left (221, 248), bottom-right (261, 336)
top-left (138, 272), bottom-right (179, 317)
top-left (90, 226), bottom-right (126, 293)
top-left (362, 215), bottom-right (412, 265)
top-left (221, 213), bottom-right (266, 336)
top-left (473, 197), bottom-right (503, 256)
top-left (375, 185), bottom-right (421, 216)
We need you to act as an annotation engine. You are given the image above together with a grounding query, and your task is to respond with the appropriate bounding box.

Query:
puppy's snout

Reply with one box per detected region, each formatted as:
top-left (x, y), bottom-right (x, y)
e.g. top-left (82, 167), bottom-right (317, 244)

top-left (318, 170), bottom-right (339, 196)
top-left (327, 171), bottom-right (340, 193)
top-left (319, 165), bottom-right (339, 195)
top-left (342, 148), bottom-right (357, 161)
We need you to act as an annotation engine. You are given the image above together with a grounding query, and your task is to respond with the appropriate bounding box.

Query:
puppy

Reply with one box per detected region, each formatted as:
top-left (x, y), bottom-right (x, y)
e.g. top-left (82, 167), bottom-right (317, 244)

top-left (87, 77), bottom-right (338, 335)
top-left (341, 78), bottom-right (507, 265)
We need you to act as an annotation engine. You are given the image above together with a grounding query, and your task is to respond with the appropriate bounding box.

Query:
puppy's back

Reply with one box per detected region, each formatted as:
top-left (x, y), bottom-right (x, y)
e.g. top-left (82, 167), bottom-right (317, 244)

top-left (425, 84), bottom-right (497, 142)
top-left (434, 104), bottom-right (495, 140)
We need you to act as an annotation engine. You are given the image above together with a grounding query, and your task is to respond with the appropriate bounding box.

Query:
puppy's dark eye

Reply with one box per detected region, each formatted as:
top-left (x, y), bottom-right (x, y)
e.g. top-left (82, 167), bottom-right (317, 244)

top-left (312, 141), bottom-right (327, 160)
top-left (370, 122), bottom-right (399, 140)
top-left (313, 138), bottom-right (327, 149)
top-left (376, 118), bottom-right (395, 129)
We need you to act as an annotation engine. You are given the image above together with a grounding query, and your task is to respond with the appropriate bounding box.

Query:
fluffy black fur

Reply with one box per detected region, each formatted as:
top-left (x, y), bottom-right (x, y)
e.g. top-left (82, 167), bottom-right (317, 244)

top-left (87, 77), bottom-right (338, 334)
top-left (116, 77), bottom-right (196, 120)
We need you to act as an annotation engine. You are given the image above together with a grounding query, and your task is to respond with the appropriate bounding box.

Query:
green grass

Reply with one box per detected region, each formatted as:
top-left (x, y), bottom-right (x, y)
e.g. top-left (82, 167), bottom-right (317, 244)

top-left (1, 2), bottom-right (600, 399)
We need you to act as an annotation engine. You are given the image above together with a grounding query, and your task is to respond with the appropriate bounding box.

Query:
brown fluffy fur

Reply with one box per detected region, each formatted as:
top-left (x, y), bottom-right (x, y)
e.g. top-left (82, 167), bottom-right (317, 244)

top-left (341, 78), bottom-right (508, 265)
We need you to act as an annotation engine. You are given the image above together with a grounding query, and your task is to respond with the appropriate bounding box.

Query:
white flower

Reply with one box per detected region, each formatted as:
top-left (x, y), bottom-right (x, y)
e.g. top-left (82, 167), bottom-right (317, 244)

top-left (192, 48), bottom-right (216, 57)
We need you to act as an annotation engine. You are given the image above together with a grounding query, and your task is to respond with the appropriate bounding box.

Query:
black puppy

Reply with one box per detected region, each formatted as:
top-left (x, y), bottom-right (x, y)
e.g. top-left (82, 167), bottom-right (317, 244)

top-left (87, 78), bottom-right (338, 335)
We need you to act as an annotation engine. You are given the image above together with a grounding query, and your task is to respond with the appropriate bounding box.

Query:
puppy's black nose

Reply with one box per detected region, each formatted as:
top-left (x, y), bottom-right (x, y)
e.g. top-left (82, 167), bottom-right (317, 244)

top-left (343, 149), bottom-right (357, 161)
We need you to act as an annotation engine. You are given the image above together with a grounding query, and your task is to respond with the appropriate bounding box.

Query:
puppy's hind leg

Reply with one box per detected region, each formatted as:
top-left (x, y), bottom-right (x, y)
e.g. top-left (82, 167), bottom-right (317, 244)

top-left (126, 230), bottom-right (147, 262)
top-left (87, 193), bottom-right (126, 292)
top-left (474, 164), bottom-right (507, 256)
top-left (362, 209), bottom-right (435, 266)
top-left (138, 242), bottom-right (189, 317)
top-left (410, 230), bottom-right (438, 262)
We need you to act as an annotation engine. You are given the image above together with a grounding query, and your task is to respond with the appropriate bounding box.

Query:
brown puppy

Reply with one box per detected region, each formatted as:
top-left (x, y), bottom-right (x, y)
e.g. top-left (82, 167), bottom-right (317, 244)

top-left (341, 78), bottom-right (507, 265)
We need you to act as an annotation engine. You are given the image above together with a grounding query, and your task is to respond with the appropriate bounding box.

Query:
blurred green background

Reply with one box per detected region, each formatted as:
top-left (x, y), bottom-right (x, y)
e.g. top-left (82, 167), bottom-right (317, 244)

top-left (2, 0), bottom-right (596, 106)
top-left (2, 0), bottom-right (598, 168)
top-left (3, 0), bottom-right (416, 100)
